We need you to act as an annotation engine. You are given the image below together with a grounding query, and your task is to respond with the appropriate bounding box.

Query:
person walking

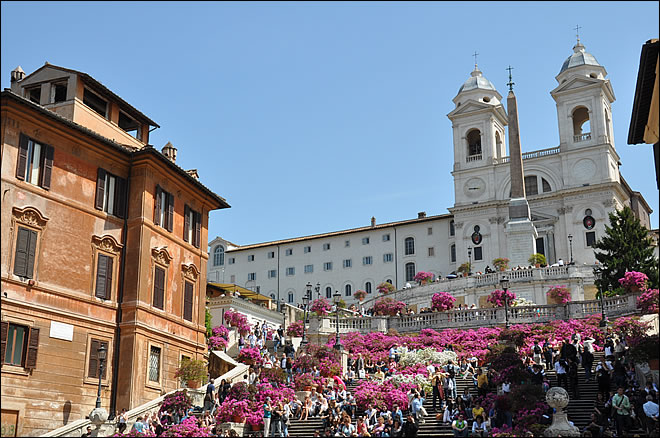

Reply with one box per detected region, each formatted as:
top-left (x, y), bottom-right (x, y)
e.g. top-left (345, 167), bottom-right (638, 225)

top-left (555, 357), bottom-right (568, 390)
top-left (543, 339), bottom-right (553, 370)
top-left (432, 372), bottom-right (444, 412)
top-left (582, 337), bottom-right (595, 382)
top-left (532, 341), bottom-right (543, 366)
top-left (568, 358), bottom-right (580, 400)
top-left (596, 357), bottom-right (612, 400)
top-left (612, 387), bottom-right (631, 437)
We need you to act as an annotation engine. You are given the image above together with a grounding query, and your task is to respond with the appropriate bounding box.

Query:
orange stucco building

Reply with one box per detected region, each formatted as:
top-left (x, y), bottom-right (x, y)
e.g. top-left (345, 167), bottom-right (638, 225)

top-left (1, 64), bottom-right (229, 437)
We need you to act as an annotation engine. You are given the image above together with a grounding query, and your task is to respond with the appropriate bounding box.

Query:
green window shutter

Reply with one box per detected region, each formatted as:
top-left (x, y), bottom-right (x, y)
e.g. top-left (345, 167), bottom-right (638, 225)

top-left (183, 205), bottom-right (190, 243)
top-left (154, 185), bottom-right (162, 226)
top-left (184, 281), bottom-right (194, 321)
top-left (166, 192), bottom-right (174, 232)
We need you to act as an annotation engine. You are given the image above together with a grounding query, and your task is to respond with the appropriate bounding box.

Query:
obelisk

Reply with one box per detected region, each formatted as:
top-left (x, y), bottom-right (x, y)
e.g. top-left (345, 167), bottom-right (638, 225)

top-left (504, 66), bottom-right (538, 267)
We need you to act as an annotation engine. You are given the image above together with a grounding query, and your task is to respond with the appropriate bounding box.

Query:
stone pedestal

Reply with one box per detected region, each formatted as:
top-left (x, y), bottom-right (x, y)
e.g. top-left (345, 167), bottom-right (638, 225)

top-left (295, 390), bottom-right (311, 403)
top-left (88, 408), bottom-right (109, 437)
top-left (543, 387), bottom-right (580, 437)
top-left (505, 203), bottom-right (538, 267)
top-left (218, 422), bottom-right (245, 436)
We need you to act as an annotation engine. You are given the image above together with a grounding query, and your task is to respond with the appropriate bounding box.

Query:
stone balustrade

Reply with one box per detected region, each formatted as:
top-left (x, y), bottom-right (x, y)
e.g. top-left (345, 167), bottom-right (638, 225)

top-left (312, 292), bottom-right (641, 335)
top-left (360, 265), bottom-right (595, 310)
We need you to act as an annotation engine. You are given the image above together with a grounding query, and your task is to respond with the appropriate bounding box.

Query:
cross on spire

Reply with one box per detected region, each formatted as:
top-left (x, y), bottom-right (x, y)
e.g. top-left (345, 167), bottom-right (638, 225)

top-left (506, 65), bottom-right (515, 91)
top-left (574, 24), bottom-right (582, 43)
top-left (473, 51), bottom-right (479, 68)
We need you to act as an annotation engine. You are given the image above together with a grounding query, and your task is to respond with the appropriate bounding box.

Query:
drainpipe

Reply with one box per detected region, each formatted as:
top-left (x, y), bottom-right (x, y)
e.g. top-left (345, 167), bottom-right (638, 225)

top-left (109, 160), bottom-right (132, 419)
top-left (394, 226), bottom-right (399, 289)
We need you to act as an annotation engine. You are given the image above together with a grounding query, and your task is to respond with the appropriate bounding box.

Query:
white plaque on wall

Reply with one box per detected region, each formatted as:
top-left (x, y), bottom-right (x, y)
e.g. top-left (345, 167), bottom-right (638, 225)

top-left (49, 321), bottom-right (74, 341)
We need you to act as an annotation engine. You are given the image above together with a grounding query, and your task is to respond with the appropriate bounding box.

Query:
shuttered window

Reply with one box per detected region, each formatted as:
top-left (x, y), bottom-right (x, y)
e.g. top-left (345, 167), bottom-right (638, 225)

top-left (2, 323), bottom-right (39, 370)
top-left (153, 266), bottom-right (165, 310)
top-left (95, 168), bottom-right (127, 218)
top-left (13, 226), bottom-right (37, 279)
top-left (95, 254), bottom-right (113, 300)
top-left (183, 281), bottom-right (194, 322)
top-left (16, 134), bottom-right (53, 190)
top-left (88, 339), bottom-right (108, 379)
top-left (154, 186), bottom-right (174, 232)
top-left (184, 205), bottom-right (202, 248)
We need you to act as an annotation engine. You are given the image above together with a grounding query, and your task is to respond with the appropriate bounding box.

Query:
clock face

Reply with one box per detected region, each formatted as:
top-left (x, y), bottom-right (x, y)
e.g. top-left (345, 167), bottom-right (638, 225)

top-left (464, 178), bottom-right (486, 198)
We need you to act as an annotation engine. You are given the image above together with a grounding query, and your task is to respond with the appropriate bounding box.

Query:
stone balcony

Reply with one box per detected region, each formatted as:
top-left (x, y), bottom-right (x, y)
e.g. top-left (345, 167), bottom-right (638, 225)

top-left (310, 293), bottom-right (640, 335)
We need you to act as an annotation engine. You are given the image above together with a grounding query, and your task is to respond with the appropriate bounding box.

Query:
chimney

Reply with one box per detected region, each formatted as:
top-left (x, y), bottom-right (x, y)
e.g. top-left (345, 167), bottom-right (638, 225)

top-left (161, 142), bottom-right (177, 163)
top-left (11, 66), bottom-right (25, 83)
top-left (418, 211), bottom-right (426, 218)
top-left (371, 216), bottom-right (376, 227)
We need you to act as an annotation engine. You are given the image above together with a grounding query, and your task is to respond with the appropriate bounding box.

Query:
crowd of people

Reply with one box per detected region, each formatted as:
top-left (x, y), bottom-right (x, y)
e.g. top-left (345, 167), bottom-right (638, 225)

top-left (110, 318), bottom-right (658, 438)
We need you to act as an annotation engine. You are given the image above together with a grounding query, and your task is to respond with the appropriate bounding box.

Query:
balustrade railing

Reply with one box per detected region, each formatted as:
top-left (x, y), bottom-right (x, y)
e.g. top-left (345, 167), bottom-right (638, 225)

top-left (466, 154), bottom-right (482, 162)
top-left (315, 293), bottom-right (641, 335)
top-left (573, 133), bottom-right (592, 142)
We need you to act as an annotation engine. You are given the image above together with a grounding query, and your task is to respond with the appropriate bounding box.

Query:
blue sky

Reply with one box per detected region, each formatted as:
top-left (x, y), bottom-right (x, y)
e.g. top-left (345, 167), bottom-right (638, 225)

top-left (2, 2), bottom-right (658, 245)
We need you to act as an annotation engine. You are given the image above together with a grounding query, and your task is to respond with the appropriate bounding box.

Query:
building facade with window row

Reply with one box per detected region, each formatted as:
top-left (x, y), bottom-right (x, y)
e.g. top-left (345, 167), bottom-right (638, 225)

top-left (208, 41), bottom-right (654, 308)
top-left (1, 63), bottom-right (229, 437)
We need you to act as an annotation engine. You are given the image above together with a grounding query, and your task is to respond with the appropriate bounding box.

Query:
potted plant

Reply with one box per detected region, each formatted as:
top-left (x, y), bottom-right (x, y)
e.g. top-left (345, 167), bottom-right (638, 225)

top-left (310, 298), bottom-right (332, 316)
top-left (216, 399), bottom-right (249, 423)
top-left (458, 262), bottom-right (471, 277)
top-left (246, 410), bottom-right (263, 431)
top-left (174, 358), bottom-right (207, 389)
top-left (431, 292), bottom-right (456, 312)
top-left (618, 271), bottom-right (649, 294)
top-left (376, 282), bottom-right (395, 295)
top-left (354, 290), bottom-right (367, 301)
top-left (286, 320), bottom-right (304, 337)
top-left (528, 253), bottom-right (546, 268)
top-left (492, 258), bottom-right (510, 272)
top-left (546, 285), bottom-right (571, 304)
top-left (413, 271), bottom-right (434, 285)
top-left (294, 373), bottom-right (316, 391)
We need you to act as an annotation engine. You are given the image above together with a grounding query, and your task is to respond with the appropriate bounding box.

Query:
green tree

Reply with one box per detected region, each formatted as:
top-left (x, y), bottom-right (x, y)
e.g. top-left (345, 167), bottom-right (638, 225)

top-left (593, 206), bottom-right (659, 293)
top-left (205, 307), bottom-right (213, 338)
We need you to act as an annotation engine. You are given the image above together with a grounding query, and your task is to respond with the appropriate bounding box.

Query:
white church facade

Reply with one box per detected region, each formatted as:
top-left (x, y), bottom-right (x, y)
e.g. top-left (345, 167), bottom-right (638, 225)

top-left (208, 40), bottom-right (654, 306)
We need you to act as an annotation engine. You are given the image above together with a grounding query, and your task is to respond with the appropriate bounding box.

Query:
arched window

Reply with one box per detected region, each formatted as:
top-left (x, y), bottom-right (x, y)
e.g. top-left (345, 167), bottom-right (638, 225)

top-left (542, 178), bottom-right (551, 193)
top-left (345, 284), bottom-right (352, 297)
top-left (326, 286), bottom-right (332, 299)
top-left (467, 129), bottom-right (482, 156)
top-left (405, 263), bottom-right (416, 282)
top-left (450, 244), bottom-right (456, 263)
top-left (213, 246), bottom-right (225, 266)
top-left (365, 282), bottom-right (372, 294)
top-left (449, 220), bottom-right (455, 237)
top-left (404, 237), bottom-right (415, 255)
top-left (288, 292), bottom-right (294, 303)
top-left (572, 106), bottom-right (591, 141)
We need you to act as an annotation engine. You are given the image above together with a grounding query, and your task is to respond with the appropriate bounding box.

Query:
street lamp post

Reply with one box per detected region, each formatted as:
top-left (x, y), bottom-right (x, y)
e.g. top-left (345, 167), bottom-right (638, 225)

top-left (500, 275), bottom-right (510, 329)
top-left (301, 283), bottom-right (313, 345)
top-left (301, 295), bottom-right (309, 346)
top-left (333, 290), bottom-right (343, 351)
top-left (315, 282), bottom-right (321, 301)
top-left (568, 234), bottom-right (574, 265)
top-left (467, 246), bottom-right (473, 276)
top-left (95, 343), bottom-right (107, 409)
top-left (280, 298), bottom-right (286, 327)
top-left (594, 267), bottom-right (607, 332)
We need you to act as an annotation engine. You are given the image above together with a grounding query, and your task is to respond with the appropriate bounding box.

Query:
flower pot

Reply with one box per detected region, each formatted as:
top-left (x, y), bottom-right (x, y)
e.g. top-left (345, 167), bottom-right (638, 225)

top-left (186, 380), bottom-right (200, 389)
top-left (232, 415), bottom-right (246, 424)
top-left (304, 386), bottom-right (312, 392)
top-left (535, 263), bottom-right (541, 268)
top-left (250, 423), bottom-right (261, 431)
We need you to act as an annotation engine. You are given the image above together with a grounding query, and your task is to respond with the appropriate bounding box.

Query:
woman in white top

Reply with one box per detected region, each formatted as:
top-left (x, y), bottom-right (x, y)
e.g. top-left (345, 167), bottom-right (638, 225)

top-left (472, 414), bottom-right (488, 437)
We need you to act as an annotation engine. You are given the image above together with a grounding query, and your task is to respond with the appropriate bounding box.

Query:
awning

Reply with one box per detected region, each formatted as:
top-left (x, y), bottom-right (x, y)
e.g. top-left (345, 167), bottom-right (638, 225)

top-left (207, 282), bottom-right (273, 302)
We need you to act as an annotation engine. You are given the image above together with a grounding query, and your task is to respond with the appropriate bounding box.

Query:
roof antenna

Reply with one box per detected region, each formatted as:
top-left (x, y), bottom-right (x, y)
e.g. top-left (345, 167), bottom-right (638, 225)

top-left (506, 65), bottom-right (515, 92)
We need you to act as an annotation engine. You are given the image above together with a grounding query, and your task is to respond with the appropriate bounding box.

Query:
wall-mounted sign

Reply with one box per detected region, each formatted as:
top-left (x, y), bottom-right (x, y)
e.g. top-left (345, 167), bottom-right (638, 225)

top-left (49, 321), bottom-right (73, 341)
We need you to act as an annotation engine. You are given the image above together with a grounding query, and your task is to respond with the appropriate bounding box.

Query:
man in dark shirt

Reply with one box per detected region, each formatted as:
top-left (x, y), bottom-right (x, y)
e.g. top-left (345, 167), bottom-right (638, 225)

top-left (402, 415), bottom-right (418, 437)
